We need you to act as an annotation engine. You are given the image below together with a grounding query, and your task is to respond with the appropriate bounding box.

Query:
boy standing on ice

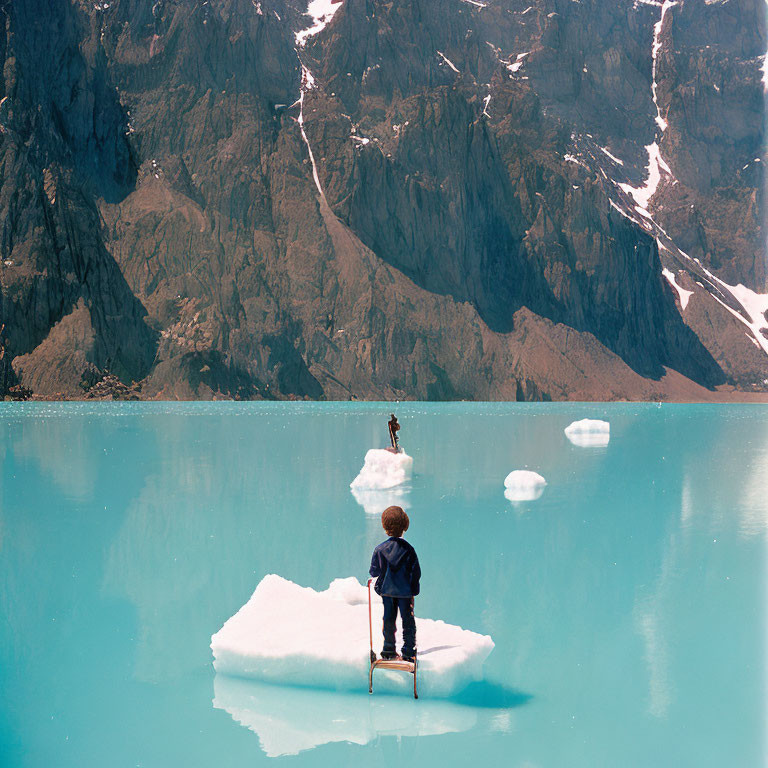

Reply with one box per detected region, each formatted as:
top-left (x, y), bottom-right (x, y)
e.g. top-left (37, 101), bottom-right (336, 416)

top-left (369, 506), bottom-right (421, 662)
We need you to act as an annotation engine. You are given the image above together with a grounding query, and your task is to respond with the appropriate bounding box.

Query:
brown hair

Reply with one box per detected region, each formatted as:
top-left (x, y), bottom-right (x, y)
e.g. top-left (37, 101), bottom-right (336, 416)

top-left (382, 506), bottom-right (409, 537)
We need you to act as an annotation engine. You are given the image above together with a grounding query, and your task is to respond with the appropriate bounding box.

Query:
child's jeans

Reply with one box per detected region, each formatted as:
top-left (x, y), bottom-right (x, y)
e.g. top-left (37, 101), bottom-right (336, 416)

top-left (382, 596), bottom-right (416, 658)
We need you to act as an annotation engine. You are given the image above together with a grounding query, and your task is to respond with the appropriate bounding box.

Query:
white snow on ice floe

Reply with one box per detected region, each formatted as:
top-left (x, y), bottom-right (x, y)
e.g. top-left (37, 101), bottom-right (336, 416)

top-left (564, 419), bottom-right (610, 447)
top-left (295, 0), bottom-right (344, 46)
top-left (213, 676), bottom-right (479, 757)
top-left (351, 485), bottom-right (410, 515)
top-left (350, 448), bottom-right (413, 490)
top-left (503, 470), bottom-right (546, 501)
top-left (211, 575), bottom-right (495, 698)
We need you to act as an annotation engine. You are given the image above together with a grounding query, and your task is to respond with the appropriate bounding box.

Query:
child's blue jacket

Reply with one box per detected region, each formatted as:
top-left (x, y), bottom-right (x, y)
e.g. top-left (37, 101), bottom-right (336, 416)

top-left (369, 537), bottom-right (421, 597)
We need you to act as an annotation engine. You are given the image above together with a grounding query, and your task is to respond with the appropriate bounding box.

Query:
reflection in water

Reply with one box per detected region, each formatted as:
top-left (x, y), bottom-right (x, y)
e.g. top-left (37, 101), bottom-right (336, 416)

top-left (212, 675), bottom-right (480, 757)
top-left (351, 486), bottom-right (411, 516)
top-left (565, 432), bottom-right (610, 448)
top-left (741, 432), bottom-right (768, 537)
top-left (681, 474), bottom-right (694, 526)
top-left (634, 597), bottom-right (672, 719)
top-left (504, 486), bottom-right (544, 503)
top-left (10, 416), bottom-right (117, 501)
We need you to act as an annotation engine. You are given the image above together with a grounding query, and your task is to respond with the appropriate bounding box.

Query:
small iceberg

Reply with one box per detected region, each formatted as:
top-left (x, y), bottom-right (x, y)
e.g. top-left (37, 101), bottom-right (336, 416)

top-left (504, 470), bottom-right (546, 502)
top-left (213, 676), bottom-right (479, 757)
top-left (210, 575), bottom-right (494, 698)
top-left (564, 419), bottom-right (610, 447)
top-left (350, 448), bottom-right (413, 490)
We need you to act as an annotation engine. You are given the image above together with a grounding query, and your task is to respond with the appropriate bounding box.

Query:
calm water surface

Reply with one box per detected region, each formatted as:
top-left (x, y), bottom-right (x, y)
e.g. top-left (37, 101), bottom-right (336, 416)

top-left (1, 402), bottom-right (766, 767)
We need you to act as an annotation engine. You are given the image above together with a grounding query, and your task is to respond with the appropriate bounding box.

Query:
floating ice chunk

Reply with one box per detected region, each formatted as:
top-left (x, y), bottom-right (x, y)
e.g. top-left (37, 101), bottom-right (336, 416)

top-left (350, 448), bottom-right (413, 490)
top-left (211, 575), bottom-right (495, 698)
top-left (564, 419), bottom-right (610, 447)
top-left (350, 485), bottom-right (410, 515)
top-left (503, 470), bottom-right (546, 501)
top-left (213, 676), bottom-right (478, 757)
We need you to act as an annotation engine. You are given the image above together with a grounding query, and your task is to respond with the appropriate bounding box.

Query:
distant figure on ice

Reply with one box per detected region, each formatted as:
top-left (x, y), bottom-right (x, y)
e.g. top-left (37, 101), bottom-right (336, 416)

top-left (369, 506), bottom-right (421, 662)
top-left (388, 414), bottom-right (401, 452)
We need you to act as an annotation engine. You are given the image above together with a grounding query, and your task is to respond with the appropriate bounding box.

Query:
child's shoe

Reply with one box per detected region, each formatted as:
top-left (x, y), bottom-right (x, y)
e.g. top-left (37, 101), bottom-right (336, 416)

top-left (380, 651), bottom-right (399, 661)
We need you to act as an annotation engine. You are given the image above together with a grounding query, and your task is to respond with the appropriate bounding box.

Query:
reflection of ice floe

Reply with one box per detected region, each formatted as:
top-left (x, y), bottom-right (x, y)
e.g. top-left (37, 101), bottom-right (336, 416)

top-left (211, 575), bottom-right (494, 698)
top-left (350, 448), bottom-right (413, 490)
top-left (503, 470), bottom-right (546, 502)
top-left (213, 675), bottom-right (478, 757)
top-left (564, 419), bottom-right (610, 447)
top-left (351, 485), bottom-right (411, 515)
top-left (740, 435), bottom-right (768, 536)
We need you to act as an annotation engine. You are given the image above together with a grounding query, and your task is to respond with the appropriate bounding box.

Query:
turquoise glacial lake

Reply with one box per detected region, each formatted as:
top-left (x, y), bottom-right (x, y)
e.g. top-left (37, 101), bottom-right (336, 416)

top-left (1, 402), bottom-right (766, 767)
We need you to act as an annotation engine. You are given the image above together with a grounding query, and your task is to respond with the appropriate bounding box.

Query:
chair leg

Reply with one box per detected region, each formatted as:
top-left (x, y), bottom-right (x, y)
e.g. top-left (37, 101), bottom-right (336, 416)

top-left (369, 663), bottom-right (374, 694)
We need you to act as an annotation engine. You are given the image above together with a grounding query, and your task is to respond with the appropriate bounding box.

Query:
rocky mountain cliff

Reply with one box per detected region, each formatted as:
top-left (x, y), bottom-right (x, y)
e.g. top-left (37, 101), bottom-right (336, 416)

top-left (0, 0), bottom-right (765, 400)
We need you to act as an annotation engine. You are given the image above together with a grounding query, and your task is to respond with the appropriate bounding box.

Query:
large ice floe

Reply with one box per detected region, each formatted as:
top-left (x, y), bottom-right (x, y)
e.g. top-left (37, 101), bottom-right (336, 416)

top-left (564, 419), bottom-right (610, 448)
top-left (503, 470), bottom-right (546, 502)
top-left (211, 575), bottom-right (494, 698)
top-left (213, 676), bottom-right (481, 757)
top-left (350, 448), bottom-right (413, 490)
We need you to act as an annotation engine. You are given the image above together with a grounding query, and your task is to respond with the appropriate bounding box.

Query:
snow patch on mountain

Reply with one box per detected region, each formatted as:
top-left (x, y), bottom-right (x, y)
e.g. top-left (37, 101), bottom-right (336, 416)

top-left (662, 268), bottom-right (693, 310)
top-left (295, 66), bottom-right (327, 202)
top-left (295, 0), bottom-right (345, 46)
top-left (507, 53), bottom-right (529, 73)
top-left (599, 146), bottom-right (624, 165)
top-left (651, 2), bottom-right (677, 131)
top-left (437, 51), bottom-right (460, 73)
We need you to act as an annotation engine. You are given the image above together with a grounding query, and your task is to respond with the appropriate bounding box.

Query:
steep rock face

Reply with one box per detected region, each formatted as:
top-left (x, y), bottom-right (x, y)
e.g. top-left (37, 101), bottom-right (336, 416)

top-left (654, 0), bottom-right (765, 291)
top-left (0, 0), bottom-right (157, 395)
top-left (0, 0), bottom-right (764, 400)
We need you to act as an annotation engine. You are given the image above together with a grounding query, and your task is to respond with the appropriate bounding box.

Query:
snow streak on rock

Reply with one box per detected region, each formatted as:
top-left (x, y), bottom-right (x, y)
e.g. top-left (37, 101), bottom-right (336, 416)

top-left (296, 66), bottom-right (326, 201)
top-left (662, 268), bottom-right (693, 310)
top-left (599, 146), bottom-right (624, 165)
top-left (619, 142), bottom-right (672, 212)
top-left (618, 2), bottom-right (676, 212)
top-left (706, 279), bottom-right (768, 355)
top-left (651, 1), bottom-right (676, 130)
top-left (437, 51), bottom-right (460, 73)
top-left (762, 53), bottom-right (768, 92)
top-left (295, 0), bottom-right (344, 46)
top-left (508, 52), bottom-right (529, 73)
top-left (657, 237), bottom-right (768, 354)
